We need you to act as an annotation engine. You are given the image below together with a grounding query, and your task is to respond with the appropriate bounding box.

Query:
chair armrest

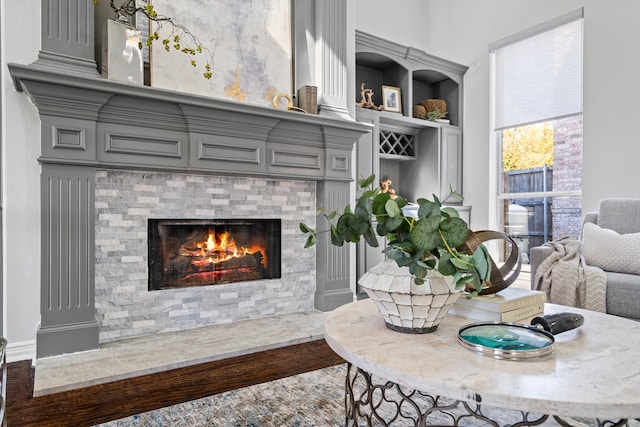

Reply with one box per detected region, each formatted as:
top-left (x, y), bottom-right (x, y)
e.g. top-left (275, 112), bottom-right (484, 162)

top-left (529, 245), bottom-right (555, 289)
top-left (583, 212), bottom-right (598, 225)
top-left (580, 212), bottom-right (598, 240)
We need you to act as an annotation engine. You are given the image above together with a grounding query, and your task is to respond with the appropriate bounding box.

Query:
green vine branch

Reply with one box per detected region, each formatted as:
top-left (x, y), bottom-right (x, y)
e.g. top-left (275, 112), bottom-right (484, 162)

top-left (94, 0), bottom-right (213, 79)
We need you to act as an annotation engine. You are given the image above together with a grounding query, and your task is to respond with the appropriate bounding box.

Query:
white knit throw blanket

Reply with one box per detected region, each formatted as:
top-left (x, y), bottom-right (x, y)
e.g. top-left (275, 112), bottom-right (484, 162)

top-left (533, 237), bottom-right (607, 313)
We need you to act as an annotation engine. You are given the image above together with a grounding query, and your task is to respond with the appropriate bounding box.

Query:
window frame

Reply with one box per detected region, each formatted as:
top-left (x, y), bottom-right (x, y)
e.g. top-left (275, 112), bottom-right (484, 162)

top-left (489, 9), bottom-right (584, 242)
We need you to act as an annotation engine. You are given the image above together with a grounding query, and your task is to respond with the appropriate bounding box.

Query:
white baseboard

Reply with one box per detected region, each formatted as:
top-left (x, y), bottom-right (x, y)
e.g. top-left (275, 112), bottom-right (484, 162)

top-left (6, 339), bottom-right (36, 363)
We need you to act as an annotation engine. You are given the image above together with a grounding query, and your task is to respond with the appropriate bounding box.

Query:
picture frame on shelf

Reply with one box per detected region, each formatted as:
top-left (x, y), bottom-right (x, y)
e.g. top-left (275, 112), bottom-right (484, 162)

top-left (382, 85), bottom-right (402, 113)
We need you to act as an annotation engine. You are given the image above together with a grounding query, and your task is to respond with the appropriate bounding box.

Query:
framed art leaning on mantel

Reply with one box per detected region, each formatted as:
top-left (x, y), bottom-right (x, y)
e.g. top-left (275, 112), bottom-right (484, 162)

top-left (149, 0), bottom-right (292, 107)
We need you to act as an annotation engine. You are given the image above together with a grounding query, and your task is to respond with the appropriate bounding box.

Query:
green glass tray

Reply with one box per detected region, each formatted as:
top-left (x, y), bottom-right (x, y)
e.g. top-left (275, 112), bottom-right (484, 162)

top-left (458, 322), bottom-right (555, 360)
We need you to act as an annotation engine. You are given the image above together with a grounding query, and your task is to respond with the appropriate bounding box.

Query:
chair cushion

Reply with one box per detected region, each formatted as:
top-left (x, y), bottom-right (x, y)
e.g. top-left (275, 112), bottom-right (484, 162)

top-left (597, 198), bottom-right (640, 234)
top-left (605, 271), bottom-right (640, 320)
top-left (582, 222), bottom-right (640, 275)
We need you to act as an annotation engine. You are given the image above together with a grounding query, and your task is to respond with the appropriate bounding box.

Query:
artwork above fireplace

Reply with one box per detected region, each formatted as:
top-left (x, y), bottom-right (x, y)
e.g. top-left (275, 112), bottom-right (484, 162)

top-left (148, 219), bottom-right (281, 290)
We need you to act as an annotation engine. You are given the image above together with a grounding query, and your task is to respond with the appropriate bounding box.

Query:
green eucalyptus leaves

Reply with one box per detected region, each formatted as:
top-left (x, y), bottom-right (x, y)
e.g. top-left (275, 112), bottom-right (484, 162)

top-left (300, 174), bottom-right (491, 293)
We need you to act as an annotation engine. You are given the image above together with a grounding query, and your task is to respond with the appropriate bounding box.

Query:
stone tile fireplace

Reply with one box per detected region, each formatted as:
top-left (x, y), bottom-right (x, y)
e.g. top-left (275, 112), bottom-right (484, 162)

top-left (8, 0), bottom-right (366, 358)
top-left (95, 170), bottom-right (314, 343)
top-left (9, 68), bottom-right (368, 358)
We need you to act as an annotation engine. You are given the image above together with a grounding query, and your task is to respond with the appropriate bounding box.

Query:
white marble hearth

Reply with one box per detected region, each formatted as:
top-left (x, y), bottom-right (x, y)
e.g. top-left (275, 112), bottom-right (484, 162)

top-left (34, 310), bottom-right (327, 397)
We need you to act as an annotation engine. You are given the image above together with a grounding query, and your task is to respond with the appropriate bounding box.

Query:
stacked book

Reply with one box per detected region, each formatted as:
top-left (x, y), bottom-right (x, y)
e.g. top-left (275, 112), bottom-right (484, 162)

top-left (449, 287), bottom-right (547, 323)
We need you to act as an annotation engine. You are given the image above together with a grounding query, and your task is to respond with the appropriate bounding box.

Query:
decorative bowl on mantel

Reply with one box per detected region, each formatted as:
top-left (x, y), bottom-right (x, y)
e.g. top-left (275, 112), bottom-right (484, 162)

top-left (358, 259), bottom-right (461, 334)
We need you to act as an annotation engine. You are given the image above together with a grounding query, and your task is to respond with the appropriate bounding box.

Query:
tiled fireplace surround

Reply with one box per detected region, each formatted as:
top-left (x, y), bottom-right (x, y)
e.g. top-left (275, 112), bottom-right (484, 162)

top-left (95, 170), bottom-right (316, 343)
top-left (8, 4), bottom-right (371, 360)
top-left (6, 72), bottom-right (369, 358)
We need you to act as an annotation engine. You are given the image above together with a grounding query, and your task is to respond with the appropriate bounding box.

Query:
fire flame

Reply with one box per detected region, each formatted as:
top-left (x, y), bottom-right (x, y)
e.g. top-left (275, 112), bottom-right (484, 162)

top-left (181, 230), bottom-right (263, 266)
top-left (201, 231), bottom-right (249, 261)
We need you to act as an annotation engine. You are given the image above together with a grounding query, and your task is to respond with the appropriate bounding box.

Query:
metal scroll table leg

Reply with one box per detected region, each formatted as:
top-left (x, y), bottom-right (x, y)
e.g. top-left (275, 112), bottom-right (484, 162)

top-left (343, 363), bottom-right (632, 427)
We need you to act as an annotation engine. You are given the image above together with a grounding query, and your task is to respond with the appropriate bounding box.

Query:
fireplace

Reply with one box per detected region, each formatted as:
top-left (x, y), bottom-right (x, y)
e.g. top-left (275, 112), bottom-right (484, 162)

top-left (9, 24), bottom-right (368, 355)
top-left (94, 170), bottom-right (317, 343)
top-left (148, 219), bottom-right (281, 290)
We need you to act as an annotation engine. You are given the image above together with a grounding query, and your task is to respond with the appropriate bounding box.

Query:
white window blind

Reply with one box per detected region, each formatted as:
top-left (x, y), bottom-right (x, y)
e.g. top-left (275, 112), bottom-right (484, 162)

top-left (492, 10), bottom-right (583, 131)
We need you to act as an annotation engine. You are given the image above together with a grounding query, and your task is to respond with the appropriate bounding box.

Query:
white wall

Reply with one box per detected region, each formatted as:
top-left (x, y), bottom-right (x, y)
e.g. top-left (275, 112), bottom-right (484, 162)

top-left (1, 0), bottom-right (42, 361)
top-left (356, 0), bottom-right (640, 227)
top-left (355, 0), bottom-right (427, 51)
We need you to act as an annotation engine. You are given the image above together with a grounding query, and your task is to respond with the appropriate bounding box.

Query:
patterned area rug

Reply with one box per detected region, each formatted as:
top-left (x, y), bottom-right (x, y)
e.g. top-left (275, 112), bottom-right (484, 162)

top-left (95, 364), bottom-right (637, 427)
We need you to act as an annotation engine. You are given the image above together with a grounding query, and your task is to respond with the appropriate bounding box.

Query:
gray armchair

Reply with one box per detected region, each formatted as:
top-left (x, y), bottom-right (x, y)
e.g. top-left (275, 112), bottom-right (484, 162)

top-left (530, 198), bottom-right (640, 321)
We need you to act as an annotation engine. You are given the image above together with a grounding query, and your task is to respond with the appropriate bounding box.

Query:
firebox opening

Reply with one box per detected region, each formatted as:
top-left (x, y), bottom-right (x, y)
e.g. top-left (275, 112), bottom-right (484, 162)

top-left (148, 219), bottom-right (281, 290)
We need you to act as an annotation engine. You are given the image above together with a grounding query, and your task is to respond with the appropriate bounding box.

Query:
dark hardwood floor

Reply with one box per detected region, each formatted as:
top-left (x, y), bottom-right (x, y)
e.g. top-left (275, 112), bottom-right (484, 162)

top-left (6, 339), bottom-right (344, 427)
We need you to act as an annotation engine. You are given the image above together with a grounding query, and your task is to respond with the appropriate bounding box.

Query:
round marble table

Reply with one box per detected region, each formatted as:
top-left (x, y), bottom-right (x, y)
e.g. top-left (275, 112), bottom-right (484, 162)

top-left (324, 299), bottom-right (640, 423)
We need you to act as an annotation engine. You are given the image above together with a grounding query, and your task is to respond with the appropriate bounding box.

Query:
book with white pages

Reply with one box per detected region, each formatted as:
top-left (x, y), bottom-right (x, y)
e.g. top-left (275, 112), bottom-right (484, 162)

top-left (448, 302), bottom-right (545, 323)
top-left (454, 287), bottom-right (546, 314)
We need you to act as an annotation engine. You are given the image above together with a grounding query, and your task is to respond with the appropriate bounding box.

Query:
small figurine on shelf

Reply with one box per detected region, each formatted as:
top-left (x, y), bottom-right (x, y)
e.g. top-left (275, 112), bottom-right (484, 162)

top-left (379, 177), bottom-right (398, 200)
top-left (356, 83), bottom-right (383, 110)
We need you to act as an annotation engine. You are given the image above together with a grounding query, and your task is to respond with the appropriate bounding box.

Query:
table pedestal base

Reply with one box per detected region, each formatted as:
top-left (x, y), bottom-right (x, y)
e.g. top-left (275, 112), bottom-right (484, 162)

top-left (344, 364), bottom-right (631, 427)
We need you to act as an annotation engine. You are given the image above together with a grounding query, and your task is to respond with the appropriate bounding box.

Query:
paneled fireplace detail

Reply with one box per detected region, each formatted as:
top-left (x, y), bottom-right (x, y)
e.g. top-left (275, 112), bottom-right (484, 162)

top-left (148, 219), bottom-right (281, 289)
top-left (10, 0), bottom-right (368, 356)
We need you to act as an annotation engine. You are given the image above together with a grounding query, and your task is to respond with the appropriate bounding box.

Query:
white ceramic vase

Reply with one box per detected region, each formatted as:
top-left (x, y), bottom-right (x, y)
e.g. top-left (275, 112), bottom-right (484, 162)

top-left (358, 259), bottom-right (461, 333)
top-left (102, 18), bottom-right (144, 85)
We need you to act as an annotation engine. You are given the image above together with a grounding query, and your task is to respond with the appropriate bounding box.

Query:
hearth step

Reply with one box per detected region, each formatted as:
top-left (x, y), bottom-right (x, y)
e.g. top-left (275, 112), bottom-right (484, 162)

top-left (33, 310), bottom-right (327, 397)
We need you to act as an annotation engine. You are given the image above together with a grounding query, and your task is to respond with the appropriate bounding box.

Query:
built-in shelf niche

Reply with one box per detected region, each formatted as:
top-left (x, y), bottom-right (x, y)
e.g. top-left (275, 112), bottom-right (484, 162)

top-left (355, 31), bottom-right (466, 127)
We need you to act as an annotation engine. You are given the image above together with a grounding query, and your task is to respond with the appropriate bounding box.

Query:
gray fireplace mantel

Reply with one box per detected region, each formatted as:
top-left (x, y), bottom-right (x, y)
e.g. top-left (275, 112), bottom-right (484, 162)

top-left (9, 62), bottom-right (370, 358)
top-left (7, 0), bottom-right (365, 358)
top-left (9, 63), bottom-right (369, 178)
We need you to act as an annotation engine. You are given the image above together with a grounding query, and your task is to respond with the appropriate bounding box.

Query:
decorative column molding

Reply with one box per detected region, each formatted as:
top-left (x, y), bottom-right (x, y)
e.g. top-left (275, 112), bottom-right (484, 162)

top-left (36, 0), bottom-right (100, 76)
top-left (38, 165), bottom-right (98, 358)
top-left (314, 180), bottom-right (352, 311)
top-left (36, 164), bottom-right (98, 357)
top-left (30, 81), bottom-right (110, 358)
top-left (315, 0), bottom-right (353, 120)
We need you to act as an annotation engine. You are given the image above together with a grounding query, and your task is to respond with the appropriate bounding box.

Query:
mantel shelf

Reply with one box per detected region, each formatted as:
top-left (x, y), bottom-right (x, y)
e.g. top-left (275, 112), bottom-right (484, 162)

top-left (8, 62), bottom-right (371, 182)
top-left (9, 62), bottom-right (370, 137)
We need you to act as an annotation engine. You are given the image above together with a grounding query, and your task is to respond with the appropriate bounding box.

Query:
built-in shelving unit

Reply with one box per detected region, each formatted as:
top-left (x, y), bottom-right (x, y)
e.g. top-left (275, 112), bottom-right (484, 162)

top-left (354, 31), bottom-right (468, 200)
top-left (354, 31), bottom-right (470, 285)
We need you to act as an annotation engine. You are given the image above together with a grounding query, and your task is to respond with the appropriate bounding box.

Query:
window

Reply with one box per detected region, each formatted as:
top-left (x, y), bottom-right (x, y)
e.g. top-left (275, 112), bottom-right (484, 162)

top-left (490, 9), bottom-right (584, 262)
